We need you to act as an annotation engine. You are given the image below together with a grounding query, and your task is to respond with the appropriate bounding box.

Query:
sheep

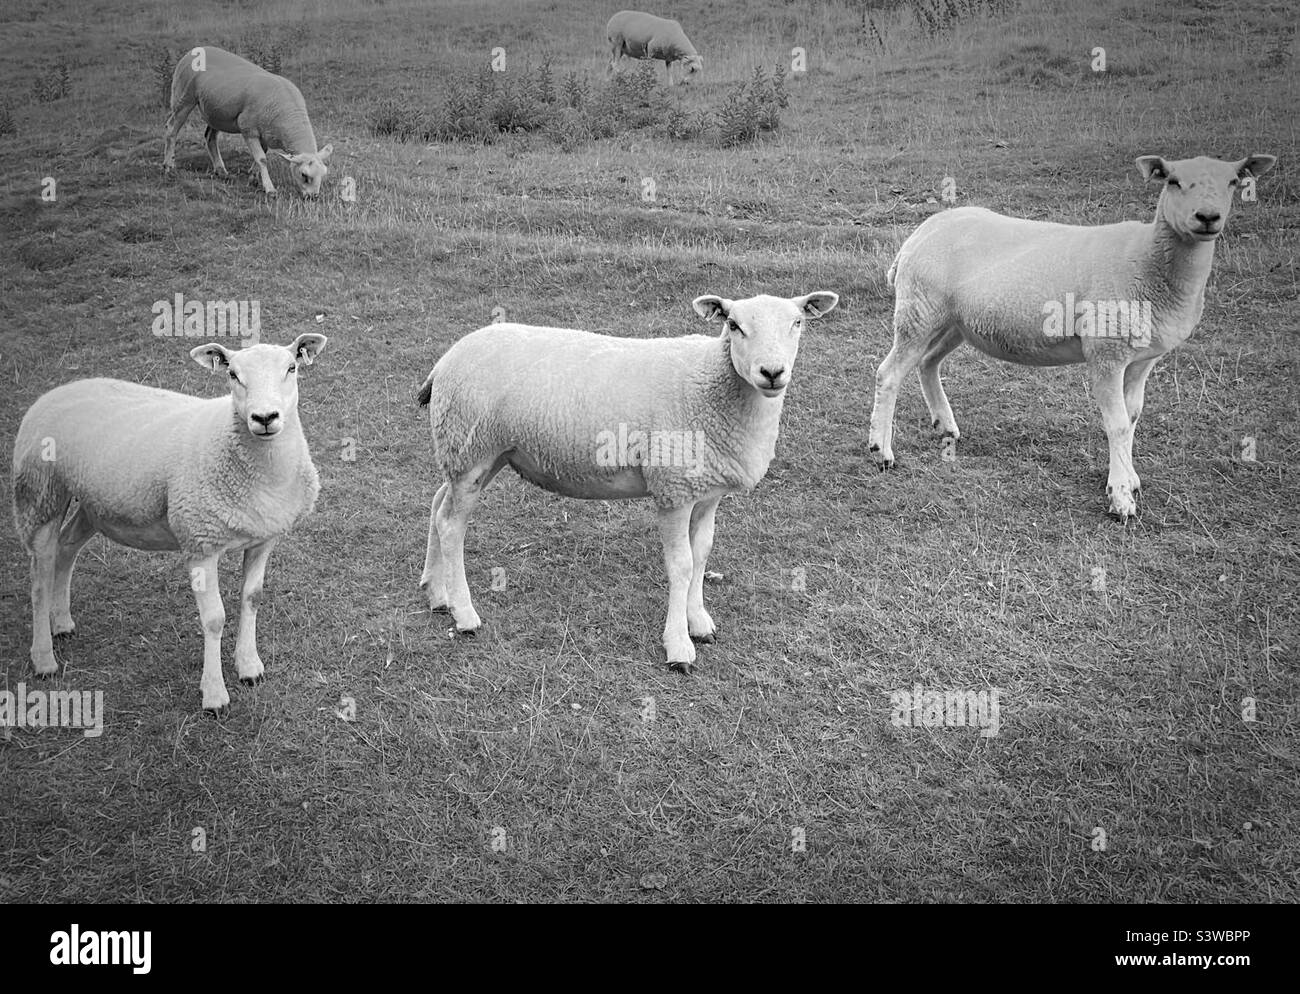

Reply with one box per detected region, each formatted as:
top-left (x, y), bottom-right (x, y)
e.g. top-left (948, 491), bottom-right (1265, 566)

top-left (162, 46), bottom-right (332, 197)
top-left (869, 153), bottom-right (1277, 520)
top-left (415, 291), bottom-right (839, 671)
top-left (11, 335), bottom-right (328, 715)
top-left (606, 10), bottom-right (703, 85)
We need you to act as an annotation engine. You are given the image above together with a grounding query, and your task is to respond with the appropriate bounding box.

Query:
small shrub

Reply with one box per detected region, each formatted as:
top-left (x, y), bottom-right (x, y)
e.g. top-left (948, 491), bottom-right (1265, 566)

top-left (31, 61), bottom-right (71, 103)
top-left (911, 0), bottom-right (1018, 37)
top-left (663, 102), bottom-right (708, 141)
top-left (149, 46), bottom-right (175, 108)
top-left (0, 102), bottom-right (16, 139)
top-left (242, 40), bottom-right (286, 75)
top-left (535, 60), bottom-right (555, 106)
top-left (586, 63), bottom-right (666, 138)
top-left (717, 66), bottom-right (785, 147)
top-left (561, 71), bottom-right (588, 109)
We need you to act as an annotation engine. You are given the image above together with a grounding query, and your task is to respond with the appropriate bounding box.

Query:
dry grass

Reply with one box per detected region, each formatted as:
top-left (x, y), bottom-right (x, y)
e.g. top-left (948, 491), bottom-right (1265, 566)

top-left (0, 0), bottom-right (1297, 902)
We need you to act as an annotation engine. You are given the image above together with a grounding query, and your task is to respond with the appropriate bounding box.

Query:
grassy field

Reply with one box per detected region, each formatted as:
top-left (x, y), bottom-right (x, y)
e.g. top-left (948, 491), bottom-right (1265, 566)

top-left (0, 0), bottom-right (1297, 902)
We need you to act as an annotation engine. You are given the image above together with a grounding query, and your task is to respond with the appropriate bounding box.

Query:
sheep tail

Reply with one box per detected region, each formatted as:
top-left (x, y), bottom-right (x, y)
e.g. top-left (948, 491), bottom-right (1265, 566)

top-left (416, 368), bottom-right (435, 408)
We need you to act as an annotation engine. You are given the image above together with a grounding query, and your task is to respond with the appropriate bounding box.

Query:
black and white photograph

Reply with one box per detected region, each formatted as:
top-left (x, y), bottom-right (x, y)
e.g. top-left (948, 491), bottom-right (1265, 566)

top-left (0, 0), bottom-right (1295, 925)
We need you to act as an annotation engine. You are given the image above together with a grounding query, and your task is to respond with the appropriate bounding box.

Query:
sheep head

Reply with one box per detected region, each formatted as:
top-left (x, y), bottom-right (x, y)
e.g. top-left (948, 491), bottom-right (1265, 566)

top-left (191, 334), bottom-right (327, 439)
top-left (278, 144), bottom-right (333, 197)
top-left (1137, 153), bottom-right (1277, 243)
top-left (692, 292), bottom-right (839, 398)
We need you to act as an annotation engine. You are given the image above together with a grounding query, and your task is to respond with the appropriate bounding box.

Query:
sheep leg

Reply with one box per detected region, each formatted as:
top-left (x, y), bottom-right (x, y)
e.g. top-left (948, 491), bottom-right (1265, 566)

top-left (1123, 357), bottom-right (1157, 427)
top-left (241, 132), bottom-right (276, 195)
top-left (162, 95), bottom-right (198, 174)
top-left (234, 539), bottom-right (277, 686)
top-left (1121, 357), bottom-right (1157, 496)
top-left (50, 503), bottom-right (97, 636)
top-left (869, 318), bottom-right (943, 468)
top-left (419, 483), bottom-right (450, 612)
top-left (1090, 364), bottom-right (1139, 520)
top-left (27, 520), bottom-right (61, 677)
top-left (607, 40), bottom-right (621, 76)
top-left (204, 126), bottom-right (228, 178)
top-left (435, 477), bottom-right (483, 633)
top-left (657, 504), bottom-right (696, 671)
top-left (917, 326), bottom-right (964, 442)
top-left (687, 497), bottom-right (721, 642)
top-left (664, 58), bottom-right (674, 86)
top-left (189, 553), bottom-right (230, 715)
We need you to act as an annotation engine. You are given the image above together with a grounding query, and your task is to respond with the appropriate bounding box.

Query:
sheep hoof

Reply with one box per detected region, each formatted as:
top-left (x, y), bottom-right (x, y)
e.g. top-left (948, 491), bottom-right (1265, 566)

top-left (690, 633), bottom-right (715, 644)
top-left (451, 625), bottom-right (478, 639)
top-left (869, 444), bottom-right (894, 470)
top-left (31, 666), bottom-right (58, 680)
top-left (239, 674), bottom-right (263, 687)
top-left (204, 704), bottom-right (230, 719)
top-left (668, 659), bottom-right (694, 675)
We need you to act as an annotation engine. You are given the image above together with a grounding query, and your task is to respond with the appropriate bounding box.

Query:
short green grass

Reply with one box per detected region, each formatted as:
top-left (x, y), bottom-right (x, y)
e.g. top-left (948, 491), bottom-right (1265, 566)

top-left (0, 0), bottom-right (1297, 902)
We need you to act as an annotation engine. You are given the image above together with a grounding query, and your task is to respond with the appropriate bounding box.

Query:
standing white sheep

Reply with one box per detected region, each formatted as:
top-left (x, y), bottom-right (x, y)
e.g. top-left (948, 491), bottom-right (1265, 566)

top-left (606, 10), bottom-right (704, 85)
top-left (870, 153), bottom-right (1277, 520)
top-left (416, 291), bottom-right (838, 671)
top-left (12, 335), bottom-right (328, 714)
top-left (162, 46), bottom-right (333, 197)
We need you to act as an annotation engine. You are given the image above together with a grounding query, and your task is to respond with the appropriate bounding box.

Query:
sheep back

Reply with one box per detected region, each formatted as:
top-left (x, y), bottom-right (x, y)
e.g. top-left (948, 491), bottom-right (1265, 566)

top-left (426, 324), bottom-right (774, 508)
top-left (13, 378), bottom-right (319, 554)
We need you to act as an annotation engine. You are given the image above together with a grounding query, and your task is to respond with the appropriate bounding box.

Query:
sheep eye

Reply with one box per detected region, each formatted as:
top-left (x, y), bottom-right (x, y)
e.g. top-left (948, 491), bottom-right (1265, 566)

top-left (228, 371), bottom-right (240, 383)
top-left (288, 364), bottom-right (298, 375)
top-left (1229, 178), bottom-right (1239, 187)
top-left (727, 319), bottom-right (744, 335)
top-left (1166, 178), bottom-right (1180, 188)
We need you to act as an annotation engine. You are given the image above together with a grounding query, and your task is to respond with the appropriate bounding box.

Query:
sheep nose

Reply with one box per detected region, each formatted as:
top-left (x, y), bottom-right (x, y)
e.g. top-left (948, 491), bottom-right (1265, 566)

top-left (759, 365), bottom-right (786, 386)
top-left (251, 411), bottom-right (280, 427)
top-left (1195, 210), bottom-right (1221, 227)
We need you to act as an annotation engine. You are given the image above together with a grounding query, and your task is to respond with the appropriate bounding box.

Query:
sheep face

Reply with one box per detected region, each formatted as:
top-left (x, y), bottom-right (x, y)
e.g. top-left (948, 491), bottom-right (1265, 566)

top-left (1137, 153), bottom-right (1277, 243)
top-left (278, 144), bottom-right (333, 197)
top-left (680, 55), bottom-right (703, 82)
top-left (693, 292), bottom-right (839, 397)
top-left (190, 334), bottom-right (328, 439)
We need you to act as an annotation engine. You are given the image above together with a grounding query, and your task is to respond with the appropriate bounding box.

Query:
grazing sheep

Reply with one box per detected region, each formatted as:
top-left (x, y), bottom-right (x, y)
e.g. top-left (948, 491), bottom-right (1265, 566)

top-left (606, 10), bottom-right (703, 85)
top-left (12, 335), bottom-right (328, 714)
top-left (162, 46), bottom-right (332, 197)
top-left (416, 291), bottom-right (839, 671)
top-left (870, 153), bottom-right (1277, 520)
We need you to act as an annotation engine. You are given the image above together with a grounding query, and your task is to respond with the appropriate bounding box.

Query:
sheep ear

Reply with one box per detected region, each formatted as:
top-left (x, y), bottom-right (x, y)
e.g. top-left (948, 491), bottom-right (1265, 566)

top-left (1136, 155), bottom-right (1169, 182)
top-left (291, 333), bottom-right (327, 365)
top-left (797, 291), bottom-right (839, 318)
top-left (1236, 154), bottom-right (1276, 179)
top-left (191, 343), bottom-right (232, 372)
top-left (317, 144), bottom-right (333, 163)
top-left (692, 295), bottom-right (731, 322)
